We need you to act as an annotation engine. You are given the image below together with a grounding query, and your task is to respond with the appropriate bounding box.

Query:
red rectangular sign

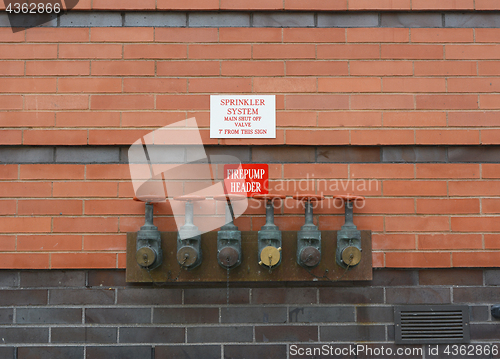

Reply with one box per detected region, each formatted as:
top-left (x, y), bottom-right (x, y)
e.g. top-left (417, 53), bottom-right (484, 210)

top-left (224, 164), bottom-right (269, 197)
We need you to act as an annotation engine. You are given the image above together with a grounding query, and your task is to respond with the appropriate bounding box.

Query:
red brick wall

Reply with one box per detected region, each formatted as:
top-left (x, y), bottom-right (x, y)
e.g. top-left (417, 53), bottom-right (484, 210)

top-left (1, 15), bottom-right (500, 269)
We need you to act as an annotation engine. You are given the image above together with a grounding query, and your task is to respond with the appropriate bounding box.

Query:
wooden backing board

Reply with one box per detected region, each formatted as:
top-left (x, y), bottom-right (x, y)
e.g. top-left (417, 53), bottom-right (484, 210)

top-left (126, 231), bottom-right (372, 283)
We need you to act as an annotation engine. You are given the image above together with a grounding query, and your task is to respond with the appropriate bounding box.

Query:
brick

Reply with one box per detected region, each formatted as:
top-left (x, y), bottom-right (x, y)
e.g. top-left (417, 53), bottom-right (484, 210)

top-left (383, 78), bottom-right (446, 93)
top-left (91, 60), bottom-right (155, 76)
top-left (88, 270), bottom-right (126, 287)
top-left (0, 327), bottom-right (49, 346)
top-left (16, 308), bottom-right (81, 324)
top-left (120, 327), bottom-right (184, 343)
top-left (155, 28), bottom-right (218, 42)
top-left (319, 77), bottom-right (381, 93)
top-left (350, 61), bottom-right (413, 76)
top-left (373, 233), bottom-right (416, 250)
top-left (290, 306), bottom-right (354, 323)
top-left (386, 287), bottom-right (451, 303)
top-left (381, 45), bottom-right (444, 59)
top-left (483, 198), bottom-right (500, 214)
top-left (158, 61), bottom-right (219, 76)
top-left (0, 28), bottom-right (24, 43)
top-left (24, 95), bottom-right (89, 111)
top-left (154, 308), bottom-right (218, 324)
top-left (0, 235), bottom-right (15, 250)
top-left (449, 111), bottom-right (500, 127)
top-left (220, 0), bottom-right (282, 9)
top-left (51, 327), bottom-right (116, 343)
top-left (124, 44), bottom-right (187, 60)
top-left (0, 289), bottom-right (47, 305)
top-left (83, 234), bottom-right (126, 251)
top-left (318, 13), bottom-right (379, 27)
top-left (0, 200), bottom-right (15, 216)
top-left (117, 288), bottom-right (181, 305)
top-left (321, 325), bottom-right (385, 341)
top-left (415, 129), bottom-right (479, 144)
top-left (351, 95), bottom-right (414, 110)
top-left (412, 28), bottom-right (474, 43)
top-left (0, 253), bottom-right (49, 269)
top-left (58, 78), bottom-right (122, 93)
top-left (0, 182), bottom-right (52, 198)
top-left (17, 235), bottom-right (82, 251)
top-left (386, 216), bottom-right (450, 232)
top-left (88, 129), bottom-right (152, 145)
top-left (416, 164), bottom-right (479, 179)
top-left (26, 28), bottom-right (89, 42)
top-left (419, 269), bottom-right (483, 285)
top-left (0, 61), bottom-right (24, 76)
top-left (480, 95), bottom-right (500, 110)
top-left (184, 288), bottom-right (249, 304)
top-left (20, 164), bottom-right (84, 180)
top-left (26, 60), bottom-right (90, 76)
top-left (255, 77), bottom-right (317, 93)
top-left (283, 163), bottom-right (348, 179)
top-left (86, 346), bottom-right (151, 359)
top-left (479, 61), bottom-right (500, 75)
top-left (253, 44), bottom-right (316, 60)
top-left (221, 61), bottom-right (284, 77)
top-left (286, 0), bottom-right (347, 9)
top-left (417, 198), bottom-right (479, 215)
top-left (452, 216), bottom-right (500, 232)
top-left (449, 181), bottom-right (500, 196)
top-left (0, 309), bottom-right (13, 324)
top-left (93, 0), bottom-right (156, 9)
top-left (383, 112), bottom-right (447, 127)
top-left (286, 95), bottom-right (349, 110)
top-left (485, 234), bottom-right (500, 249)
top-left (476, 0), bottom-right (500, 9)
top-left (58, 44), bottom-right (122, 59)
top-left (53, 217), bottom-right (118, 233)
top-left (454, 252), bottom-right (500, 267)
top-left (0, 165), bottom-right (17, 180)
top-left (86, 164), bottom-right (130, 180)
top-left (0, 217), bottom-right (51, 233)
top-left (91, 27), bottom-right (154, 42)
top-left (23, 130), bottom-right (87, 145)
top-left (0, 96), bottom-right (22, 111)
top-left (483, 165), bottom-right (500, 178)
top-left (155, 346), bottom-right (221, 359)
top-left (20, 271), bottom-right (85, 287)
top-left (485, 268), bottom-right (500, 284)
top-left (252, 13), bottom-right (314, 27)
top-left (419, 233), bottom-right (482, 250)
top-left (219, 28), bottom-right (280, 43)
top-left (387, 252), bottom-right (451, 268)
top-left (1, 112), bottom-right (55, 127)
top-left (91, 95), bottom-right (154, 110)
top-left (347, 28), bottom-right (409, 42)
top-left (350, 0), bottom-right (410, 9)
top-left (351, 163), bottom-right (414, 179)
top-left (51, 253), bottom-right (116, 269)
top-left (286, 129), bottom-right (349, 145)
top-left (188, 78), bottom-right (251, 93)
top-left (188, 326), bottom-right (253, 343)
top-left (412, 0), bottom-right (474, 9)
top-left (189, 44), bottom-right (251, 60)
top-left (351, 130), bottom-right (414, 145)
top-left (320, 288), bottom-right (384, 304)
top-left (372, 269), bottom-right (418, 286)
top-left (317, 180), bottom-right (382, 196)
top-left (470, 324), bottom-right (500, 340)
top-left (416, 95), bottom-right (478, 110)
top-left (49, 289), bottom-right (114, 305)
top-left (318, 44), bottom-right (380, 59)
top-left (449, 78), bottom-right (500, 93)
top-left (257, 325), bottom-right (318, 342)
top-left (0, 78), bottom-right (56, 93)
top-left (222, 307), bottom-right (287, 323)
top-left (381, 13), bottom-right (443, 27)
top-left (318, 111), bottom-right (381, 127)
top-left (414, 61), bottom-right (477, 76)
top-left (357, 306), bottom-right (393, 323)
top-left (157, 95), bottom-right (209, 110)
top-left (123, 78), bottom-right (187, 93)
top-left (283, 28), bottom-right (344, 43)
top-left (446, 45), bottom-right (500, 60)
top-left (0, 44), bottom-right (56, 59)
top-left (286, 61), bottom-right (348, 76)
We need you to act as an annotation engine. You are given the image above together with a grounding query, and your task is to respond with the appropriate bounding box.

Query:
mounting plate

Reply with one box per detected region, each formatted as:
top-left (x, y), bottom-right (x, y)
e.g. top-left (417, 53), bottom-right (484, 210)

top-left (126, 231), bottom-right (372, 283)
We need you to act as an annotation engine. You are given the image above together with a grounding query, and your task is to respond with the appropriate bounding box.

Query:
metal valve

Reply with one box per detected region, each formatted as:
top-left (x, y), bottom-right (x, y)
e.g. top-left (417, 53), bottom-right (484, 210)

top-left (215, 195), bottom-right (244, 269)
top-left (254, 194), bottom-right (285, 269)
top-left (133, 196), bottom-right (164, 270)
top-left (334, 194), bottom-right (365, 268)
top-left (175, 195), bottom-right (205, 270)
top-left (294, 194), bottom-right (324, 268)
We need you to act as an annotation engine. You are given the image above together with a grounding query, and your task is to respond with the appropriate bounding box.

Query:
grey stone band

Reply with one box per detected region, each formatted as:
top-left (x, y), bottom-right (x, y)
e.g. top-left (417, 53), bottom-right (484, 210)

top-left (2, 11), bottom-right (500, 28)
top-left (0, 146), bottom-right (498, 164)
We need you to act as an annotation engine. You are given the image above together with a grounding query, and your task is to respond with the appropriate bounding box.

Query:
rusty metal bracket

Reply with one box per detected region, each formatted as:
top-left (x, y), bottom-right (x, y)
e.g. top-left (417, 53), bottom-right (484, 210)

top-left (126, 231), bottom-right (372, 283)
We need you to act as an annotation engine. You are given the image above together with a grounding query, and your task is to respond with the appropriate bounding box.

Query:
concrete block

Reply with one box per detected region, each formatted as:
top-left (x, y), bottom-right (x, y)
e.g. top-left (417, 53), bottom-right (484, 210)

top-left (4, 13), bottom-right (57, 28)
top-left (55, 147), bottom-right (120, 163)
top-left (188, 12), bottom-right (250, 27)
top-left (0, 146), bottom-right (54, 163)
top-left (445, 13), bottom-right (500, 27)
top-left (60, 12), bottom-right (122, 27)
top-left (253, 13), bottom-right (315, 27)
top-left (124, 12), bottom-right (186, 27)
top-left (381, 13), bottom-right (442, 27)
top-left (382, 146), bottom-right (446, 163)
top-left (318, 13), bottom-right (379, 28)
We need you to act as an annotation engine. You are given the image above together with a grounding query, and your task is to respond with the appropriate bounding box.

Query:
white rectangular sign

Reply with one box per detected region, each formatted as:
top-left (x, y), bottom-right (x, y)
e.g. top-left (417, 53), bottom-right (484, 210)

top-left (210, 95), bottom-right (276, 138)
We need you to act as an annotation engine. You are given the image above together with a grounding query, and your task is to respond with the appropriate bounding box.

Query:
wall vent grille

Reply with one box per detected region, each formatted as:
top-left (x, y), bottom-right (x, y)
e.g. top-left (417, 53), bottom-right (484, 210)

top-left (395, 305), bottom-right (470, 344)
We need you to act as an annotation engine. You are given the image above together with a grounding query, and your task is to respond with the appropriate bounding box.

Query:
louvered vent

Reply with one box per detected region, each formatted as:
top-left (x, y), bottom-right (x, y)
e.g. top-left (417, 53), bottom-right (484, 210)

top-left (395, 305), bottom-right (470, 344)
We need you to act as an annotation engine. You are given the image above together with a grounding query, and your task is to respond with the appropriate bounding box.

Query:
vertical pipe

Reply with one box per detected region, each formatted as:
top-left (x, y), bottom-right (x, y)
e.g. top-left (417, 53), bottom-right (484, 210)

top-left (304, 201), bottom-right (313, 225)
top-left (345, 200), bottom-right (354, 225)
top-left (185, 201), bottom-right (194, 225)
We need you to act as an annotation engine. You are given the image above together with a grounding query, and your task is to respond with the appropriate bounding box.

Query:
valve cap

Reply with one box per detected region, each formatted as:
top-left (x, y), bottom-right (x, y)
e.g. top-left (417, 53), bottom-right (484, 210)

top-left (300, 246), bottom-right (321, 267)
top-left (341, 246), bottom-right (362, 267)
top-left (218, 247), bottom-right (240, 268)
top-left (177, 246), bottom-right (198, 267)
top-left (136, 247), bottom-right (157, 268)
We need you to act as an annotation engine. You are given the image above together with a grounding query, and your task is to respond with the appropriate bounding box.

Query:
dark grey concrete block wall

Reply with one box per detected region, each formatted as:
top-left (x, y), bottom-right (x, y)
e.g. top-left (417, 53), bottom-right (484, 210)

top-left (0, 269), bottom-right (496, 359)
